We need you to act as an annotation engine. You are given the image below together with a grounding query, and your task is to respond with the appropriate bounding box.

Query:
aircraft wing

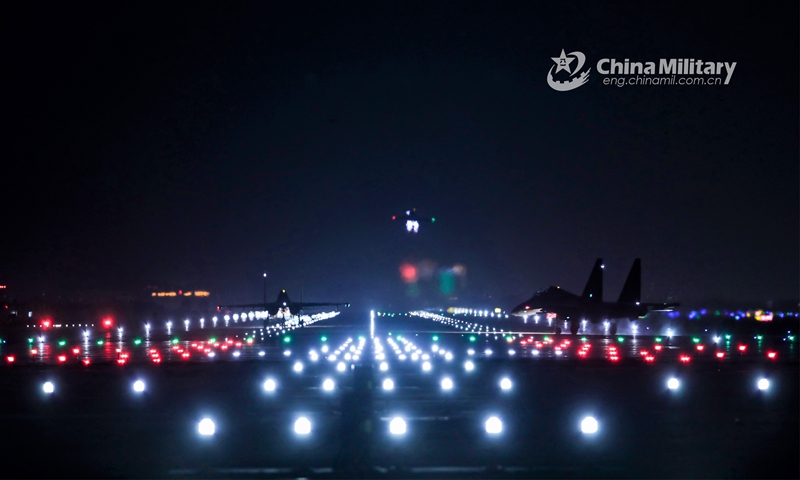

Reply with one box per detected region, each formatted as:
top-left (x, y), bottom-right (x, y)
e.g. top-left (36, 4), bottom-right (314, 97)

top-left (216, 303), bottom-right (276, 311)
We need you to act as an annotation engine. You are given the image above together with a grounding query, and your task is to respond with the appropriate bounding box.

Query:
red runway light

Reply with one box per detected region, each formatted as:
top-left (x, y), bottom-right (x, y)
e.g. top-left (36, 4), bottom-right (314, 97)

top-left (72, 347), bottom-right (80, 355)
top-left (6, 355), bottom-right (15, 363)
top-left (767, 351), bottom-right (777, 360)
top-left (82, 358), bottom-right (91, 366)
top-left (41, 320), bottom-right (51, 329)
top-left (57, 355), bottom-right (67, 363)
top-left (30, 349), bottom-right (38, 355)
top-left (696, 344), bottom-right (705, 352)
top-left (654, 345), bottom-right (663, 351)
top-left (715, 352), bottom-right (725, 359)
top-left (679, 354), bottom-right (692, 363)
top-left (738, 345), bottom-right (747, 352)
top-left (644, 355), bottom-right (656, 363)
top-left (117, 358), bottom-right (127, 365)
top-left (181, 352), bottom-right (190, 359)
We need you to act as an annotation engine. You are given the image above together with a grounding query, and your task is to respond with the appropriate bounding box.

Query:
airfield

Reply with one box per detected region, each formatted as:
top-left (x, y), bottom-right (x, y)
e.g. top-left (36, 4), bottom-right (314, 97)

top-left (0, 311), bottom-right (797, 478)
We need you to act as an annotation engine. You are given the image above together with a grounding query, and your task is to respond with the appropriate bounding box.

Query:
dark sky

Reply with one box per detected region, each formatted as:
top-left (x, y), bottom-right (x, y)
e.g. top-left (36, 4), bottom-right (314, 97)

top-left (3, 1), bottom-right (798, 308)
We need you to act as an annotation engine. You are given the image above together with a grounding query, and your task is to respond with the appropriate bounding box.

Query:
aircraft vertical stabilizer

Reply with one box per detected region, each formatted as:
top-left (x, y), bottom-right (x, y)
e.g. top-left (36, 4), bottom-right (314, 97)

top-left (617, 258), bottom-right (641, 304)
top-left (581, 259), bottom-right (603, 301)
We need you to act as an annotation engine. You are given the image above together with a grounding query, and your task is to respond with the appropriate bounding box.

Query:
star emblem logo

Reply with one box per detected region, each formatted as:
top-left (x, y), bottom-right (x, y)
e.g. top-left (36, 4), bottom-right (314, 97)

top-left (551, 49), bottom-right (575, 74)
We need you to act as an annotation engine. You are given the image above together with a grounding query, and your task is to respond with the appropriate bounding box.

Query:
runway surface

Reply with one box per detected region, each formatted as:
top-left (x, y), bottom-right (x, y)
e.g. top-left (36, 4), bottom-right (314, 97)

top-left (0, 311), bottom-right (797, 478)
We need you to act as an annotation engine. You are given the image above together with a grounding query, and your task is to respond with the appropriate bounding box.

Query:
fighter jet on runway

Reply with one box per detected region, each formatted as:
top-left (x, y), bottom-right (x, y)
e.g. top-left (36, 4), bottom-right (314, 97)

top-left (511, 259), bottom-right (678, 335)
top-left (217, 290), bottom-right (350, 323)
top-left (392, 208), bottom-right (435, 233)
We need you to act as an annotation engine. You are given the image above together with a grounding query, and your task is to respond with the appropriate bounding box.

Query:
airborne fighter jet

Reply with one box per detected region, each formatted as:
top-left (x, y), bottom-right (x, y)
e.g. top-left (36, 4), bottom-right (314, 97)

top-left (391, 208), bottom-right (435, 233)
top-left (511, 259), bottom-right (678, 335)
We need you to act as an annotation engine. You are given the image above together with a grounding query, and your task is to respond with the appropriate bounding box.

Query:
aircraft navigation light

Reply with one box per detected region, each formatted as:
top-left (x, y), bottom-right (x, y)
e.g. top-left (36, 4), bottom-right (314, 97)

top-left (485, 417), bottom-right (502, 434)
top-left (294, 417), bottom-right (311, 435)
top-left (389, 417), bottom-right (407, 435)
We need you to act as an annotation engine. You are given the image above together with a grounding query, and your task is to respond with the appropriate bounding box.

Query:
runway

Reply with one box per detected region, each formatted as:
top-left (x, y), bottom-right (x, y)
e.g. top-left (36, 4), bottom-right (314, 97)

top-left (0, 311), bottom-right (797, 478)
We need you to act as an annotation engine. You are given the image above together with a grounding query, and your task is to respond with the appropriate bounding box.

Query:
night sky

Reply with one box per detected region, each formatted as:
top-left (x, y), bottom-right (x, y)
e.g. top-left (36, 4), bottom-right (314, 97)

top-left (3, 1), bottom-right (798, 309)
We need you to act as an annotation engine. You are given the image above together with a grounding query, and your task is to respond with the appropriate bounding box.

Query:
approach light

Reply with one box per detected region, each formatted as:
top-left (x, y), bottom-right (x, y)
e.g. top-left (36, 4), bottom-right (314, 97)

top-left (485, 416), bottom-right (502, 434)
top-left (581, 416), bottom-right (598, 434)
top-left (294, 417), bottom-right (311, 435)
top-left (389, 417), bottom-right (407, 435)
top-left (667, 378), bottom-right (679, 390)
top-left (198, 418), bottom-right (215, 436)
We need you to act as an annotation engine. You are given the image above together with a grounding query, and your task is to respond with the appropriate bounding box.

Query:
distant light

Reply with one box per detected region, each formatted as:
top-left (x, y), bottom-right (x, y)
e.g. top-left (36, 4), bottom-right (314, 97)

top-left (198, 418), bottom-right (215, 436)
top-left (322, 379), bottom-right (335, 391)
top-left (441, 378), bottom-right (454, 390)
top-left (294, 417), bottom-right (311, 435)
top-left (258, 351), bottom-right (265, 357)
top-left (667, 378), bottom-right (679, 390)
top-left (389, 417), bottom-right (407, 435)
top-left (133, 380), bottom-right (146, 393)
top-left (757, 378), bottom-right (770, 391)
top-left (485, 349), bottom-right (492, 355)
top-left (382, 378), bottom-right (394, 391)
top-left (42, 382), bottom-right (54, 394)
top-left (464, 361), bottom-right (475, 371)
top-left (500, 378), bottom-right (512, 390)
top-left (581, 416), bottom-right (598, 434)
top-left (485, 416), bottom-right (502, 434)
top-left (293, 362), bottom-right (303, 372)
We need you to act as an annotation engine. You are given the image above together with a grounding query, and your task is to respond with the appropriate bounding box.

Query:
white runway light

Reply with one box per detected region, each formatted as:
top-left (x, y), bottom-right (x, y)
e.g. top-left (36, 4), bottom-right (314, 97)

top-left (667, 378), bottom-right (679, 390)
top-left (441, 377), bottom-right (454, 390)
top-left (322, 378), bottom-right (335, 391)
top-left (42, 382), bottom-right (54, 394)
top-left (379, 361), bottom-right (389, 371)
top-left (422, 361), bottom-right (432, 371)
top-left (758, 378), bottom-right (770, 391)
top-left (485, 416), bottom-right (502, 434)
top-left (464, 360), bottom-right (475, 371)
top-left (581, 416), bottom-right (599, 434)
top-left (198, 418), bottom-right (215, 436)
top-left (500, 378), bottom-right (512, 390)
top-left (389, 417), bottom-right (407, 435)
top-left (294, 417), bottom-right (311, 435)
top-left (263, 379), bottom-right (277, 392)
top-left (293, 362), bottom-right (303, 372)
top-left (337, 362), bottom-right (346, 372)
top-left (133, 380), bottom-right (146, 393)
top-left (382, 378), bottom-right (394, 391)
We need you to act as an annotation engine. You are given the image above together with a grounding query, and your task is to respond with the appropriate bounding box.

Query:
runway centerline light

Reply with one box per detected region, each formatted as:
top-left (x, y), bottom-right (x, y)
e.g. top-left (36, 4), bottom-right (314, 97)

top-left (133, 380), bottom-right (146, 393)
top-left (198, 418), bottom-right (215, 436)
top-left (581, 416), bottom-right (598, 434)
top-left (294, 417), bottom-right (311, 435)
top-left (389, 417), bottom-right (407, 435)
top-left (485, 416), bottom-right (502, 434)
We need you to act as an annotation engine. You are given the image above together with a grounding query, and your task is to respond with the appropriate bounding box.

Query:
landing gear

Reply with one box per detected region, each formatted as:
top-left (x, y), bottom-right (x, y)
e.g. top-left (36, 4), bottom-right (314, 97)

top-left (570, 321), bottom-right (580, 336)
top-left (609, 323), bottom-right (618, 336)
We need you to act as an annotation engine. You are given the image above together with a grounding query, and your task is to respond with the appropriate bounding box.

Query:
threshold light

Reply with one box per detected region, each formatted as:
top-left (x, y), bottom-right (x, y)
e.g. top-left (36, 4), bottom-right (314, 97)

top-left (581, 416), bottom-right (599, 434)
top-left (198, 418), bottom-right (215, 436)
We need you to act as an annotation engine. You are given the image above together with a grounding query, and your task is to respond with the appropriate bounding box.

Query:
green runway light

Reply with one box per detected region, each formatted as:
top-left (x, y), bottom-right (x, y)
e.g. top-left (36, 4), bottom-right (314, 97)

top-left (692, 337), bottom-right (700, 343)
top-left (431, 218), bottom-right (436, 222)
top-left (789, 336), bottom-right (796, 342)
top-left (58, 340), bottom-right (66, 347)
top-left (469, 336), bottom-right (476, 342)
top-left (209, 337), bottom-right (216, 343)
top-left (617, 336), bottom-right (624, 343)
top-left (321, 336), bottom-right (327, 342)
top-left (283, 336), bottom-right (291, 343)
top-left (28, 338), bottom-right (34, 344)
top-left (714, 310), bottom-right (721, 316)
top-left (655, 337), bottom-right (662, 343)
top-left (133, 338), bottom-right (142, 346)
top-left (544, 336), bottom-right (550, 342)
top-left (432, 335), bottom-right (439, 341)
top-left (725, 334), bottom-right (731, 340)
top-left (358, 335), bottom-right (364, 340)
top-left (172, 338), bottom-right (179, 344)
top-left (581, 336), bottom-right (587, 342)
top-left (96, 339), bottom-right (104, 346)
top-left (756, 335), bottom-right (763, 341)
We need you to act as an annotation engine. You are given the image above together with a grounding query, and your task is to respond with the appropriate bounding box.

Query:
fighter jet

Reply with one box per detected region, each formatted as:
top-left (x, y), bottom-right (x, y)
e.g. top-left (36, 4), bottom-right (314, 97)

top-left (391, 208), bottom-right (435, 233)
top-left (217, 289), bottom-right (350, 323)
top-left (511, 259), bottom-right (678, 335)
